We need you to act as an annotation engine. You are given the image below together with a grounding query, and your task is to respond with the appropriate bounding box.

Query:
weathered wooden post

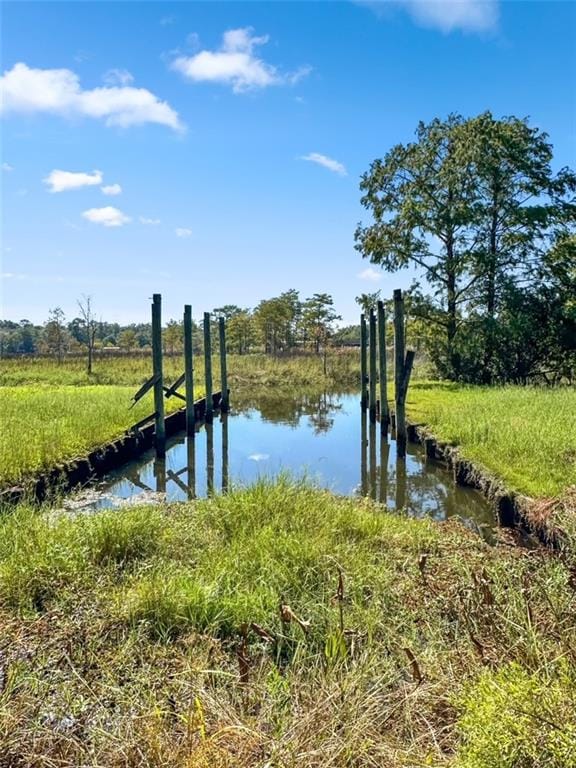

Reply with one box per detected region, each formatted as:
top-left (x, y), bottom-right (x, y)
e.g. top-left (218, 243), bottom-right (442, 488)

top-left (203, 312), bottom-right (213, 422)
top-left (369, 418), bottom-right (377, 499)
top-left (151, 293), bottom-right (166, 456)
top-left (186, 435), bottom-right (196, 500)
top-left (394, 289), bottom-right (407, 458)
top-left (360, 314), bottom-right (368, 410)
top-left (393, 289), bottom-right (415, 459)
top-left (395, 456), bottom-right (407, 511)
top-left (379, 437), bottom-right (390, 505)
top-left (360, 406), bottom-right (368, 495)
top-left (184, 305), bottom-right (195, 437)
top-left (377, 300), bottom-right (389, 433)
top-left (219, 316), bottom-right (229, 412)
top-left (369, 309), bottom-right (377, 422)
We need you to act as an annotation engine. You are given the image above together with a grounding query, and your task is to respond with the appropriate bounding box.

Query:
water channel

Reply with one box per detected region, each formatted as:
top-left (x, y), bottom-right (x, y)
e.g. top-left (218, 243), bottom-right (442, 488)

top-left (69, 391), bottom-right (495, 533)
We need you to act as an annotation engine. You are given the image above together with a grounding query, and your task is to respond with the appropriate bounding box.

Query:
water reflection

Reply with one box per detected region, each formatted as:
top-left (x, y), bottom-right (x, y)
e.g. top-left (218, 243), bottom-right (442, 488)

top-left (79, 390), bottom-right (494, 530)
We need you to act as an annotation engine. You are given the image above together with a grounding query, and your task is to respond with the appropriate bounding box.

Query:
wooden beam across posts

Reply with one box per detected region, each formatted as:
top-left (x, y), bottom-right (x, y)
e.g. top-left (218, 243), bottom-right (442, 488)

top-left (369, 309), bottom-right (377, 422)
top-left (377, 300), bottom-right (389, 434)
top-left (184, 305), bottom-right (195, 437)
top-left (393, 289), bottom-right (407, 458)
top-left (152, 293), bottom-right (166, 457)
top-left (360, 314), bottom-right (368, 410)
top-left (164, 372), bottom-right (185, 398)
top-left (203, 312), bottom-right (213, 422)
top-left (219, 316), bottom-right (229, 412)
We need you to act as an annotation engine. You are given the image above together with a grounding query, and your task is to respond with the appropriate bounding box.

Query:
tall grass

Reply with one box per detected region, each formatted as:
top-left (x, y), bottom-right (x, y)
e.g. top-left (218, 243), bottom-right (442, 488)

top-left (1, 479), bottom-right (575, 765)
top-left (407, 383), bottom-right (576, 498)
top-left (0, 385), bottom-right (185, 485)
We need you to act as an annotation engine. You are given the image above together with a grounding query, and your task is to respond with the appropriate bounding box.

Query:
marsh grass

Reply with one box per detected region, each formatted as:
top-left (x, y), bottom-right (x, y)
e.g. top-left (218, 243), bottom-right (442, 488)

top-left (1, 479), bottom-right (575, 765)
top-left (407, 383), bottom-right (576, 498)
top-left (0, 386), bottom-right (185, 486)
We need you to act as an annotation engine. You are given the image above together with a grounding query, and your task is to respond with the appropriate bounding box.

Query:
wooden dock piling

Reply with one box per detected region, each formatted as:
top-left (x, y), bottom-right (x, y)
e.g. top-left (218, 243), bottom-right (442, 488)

top-left (369, 309), bottom-right (377, 422)
top-left (203, 312), bottom-right (213, 422)
top-left (219, 316), bottom-right (229, 412)
top-left (360, 314), bottom-right (368, 410)
top-left (377, 300), bottom-right (389, 433)
top-left (184, 305), bottom-right (195, 437)
top-left (151, 293), bottom-right (166, 456)
top-left (393, 289), bottom-right (407, 458)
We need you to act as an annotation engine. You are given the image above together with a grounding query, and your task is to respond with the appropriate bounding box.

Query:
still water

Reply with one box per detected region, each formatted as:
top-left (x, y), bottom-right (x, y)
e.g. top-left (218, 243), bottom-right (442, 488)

top-left (74, 391), bottom-right (494, 531)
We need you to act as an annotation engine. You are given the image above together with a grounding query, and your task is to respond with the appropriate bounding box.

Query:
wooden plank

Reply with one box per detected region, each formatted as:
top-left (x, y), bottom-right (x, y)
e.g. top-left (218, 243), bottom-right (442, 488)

top-left (164, 372), bottom-right (185, 398)
top-left (129, 411), bottom-right (158, 433)
top-left (130, 373), bottom-right (158, 408)
top-left (163, 386), bottom-right (186, 402)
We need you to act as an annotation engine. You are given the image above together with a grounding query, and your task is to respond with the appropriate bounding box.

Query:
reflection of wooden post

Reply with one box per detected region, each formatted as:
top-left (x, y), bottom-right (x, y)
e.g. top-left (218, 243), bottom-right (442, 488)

top-left (206, 421), bottom-right (214, 496)
top-left (186, 436), bottom-right (196, 500)
top-left (152, 294), bottom-right (166, 456)
top-left (360, 314), bottom-right (368, 410)
top-left (395, 457), bottom-right (407, 511)
top-left (377, 300), bottom-right (389, 433)
top-left (203, 312), bottom-right (213, 422)
top-left (184, 305), bottom-right (195, 437)
top-left (369, 309), bottom-right (377, 422)
top-left (219, 317), bottom-right (229, 412)
top-left (222, 412), bottom-right (229, 493)
top-left (379, 438), bottom-right (390, 505)
top-left (360, 406), bottom-right (368, 495)
top-left (369, 418), bottom-right (377, 499)
top-left (154, 456), bottom-right (166, 494)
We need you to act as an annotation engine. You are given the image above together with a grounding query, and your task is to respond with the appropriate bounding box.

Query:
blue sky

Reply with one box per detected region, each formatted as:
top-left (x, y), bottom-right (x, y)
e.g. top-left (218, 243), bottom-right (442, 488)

top-left (1, 0), bottom-right (575, 325)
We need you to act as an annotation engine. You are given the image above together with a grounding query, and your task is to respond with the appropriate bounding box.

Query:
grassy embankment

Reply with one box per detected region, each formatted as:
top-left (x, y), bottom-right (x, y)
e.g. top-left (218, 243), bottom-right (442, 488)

top-left (1, 479), bottom-right (575, 766)
top-left (406, 383), bottom-right (576, 499)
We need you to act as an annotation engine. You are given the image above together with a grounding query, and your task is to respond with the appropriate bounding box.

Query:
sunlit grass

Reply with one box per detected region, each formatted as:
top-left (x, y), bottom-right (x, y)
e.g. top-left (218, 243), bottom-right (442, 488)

top-left (405, 383), bottom-right (576, 498)
top-left (1, 479), bottom-right (575, 765)
top-left (0, 386), bottom-right (186, 485)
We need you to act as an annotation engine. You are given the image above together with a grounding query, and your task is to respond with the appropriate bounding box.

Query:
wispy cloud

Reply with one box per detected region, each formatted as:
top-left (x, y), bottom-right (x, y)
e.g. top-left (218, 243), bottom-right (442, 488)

top-left (82, 206), bottom-right (131, 227)
top-left (140, 216), bottom-right (161, 225)
top-left (175, 227), bottom-right (192, 238)
top-left (44, 169), bottom-right (103, 192)
top-left (301, 152), bottom-right (347, 176)
top-left (0, 62), bottom-right (184, 131)
top-left (361, 0), bottom-right (499, 33)
top-left (358, 266), bottom-right (382, 282)
top-left (171, 27), bottom-right (311, 93)
top-left (101, 183), bottom-right (122, 196)
top-left (103, 68), bottom-right (134, 86)
top-left (2, 162), bottom-right (13, 171)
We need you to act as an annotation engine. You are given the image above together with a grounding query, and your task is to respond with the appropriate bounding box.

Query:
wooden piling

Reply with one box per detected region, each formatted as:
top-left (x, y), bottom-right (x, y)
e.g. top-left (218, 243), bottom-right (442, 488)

top-left (222, 412), bottom-right (229, 493)
top-left (206, 421), bottom-right (214, 496)
top-left (203, 312), bottom-right (213, 422)
top-left (369, 309), bottom-right (377, 422)
top-left (393, 289), bottom-right (406, 458)
top-left (151, 293), bottom-right (166, 456)
top-left (377, 300), bottom-right (389, 433)
top-left (184, 305), bottom-right (195, 437)
top-left (219, 316), bottom-right (229, 412)
top-left (360, 314), bottom-right (368, 410)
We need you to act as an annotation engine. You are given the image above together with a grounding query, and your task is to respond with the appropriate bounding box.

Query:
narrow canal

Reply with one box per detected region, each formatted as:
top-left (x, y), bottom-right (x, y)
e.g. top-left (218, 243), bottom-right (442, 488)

top-left (68, 391), bottom-right (494, 533)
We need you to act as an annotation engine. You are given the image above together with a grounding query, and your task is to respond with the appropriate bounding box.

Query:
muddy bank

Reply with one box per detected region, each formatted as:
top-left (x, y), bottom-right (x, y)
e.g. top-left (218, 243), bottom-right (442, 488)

top-left (406, 420), bottom-right (563, 547)
top-left (1, 393), bottom-right (223, 506)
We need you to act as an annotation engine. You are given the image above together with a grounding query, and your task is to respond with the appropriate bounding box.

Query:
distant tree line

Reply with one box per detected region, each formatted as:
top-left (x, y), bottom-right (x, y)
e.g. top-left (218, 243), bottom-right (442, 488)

top-left (0, 291), bottom-right (345, 364)
top-left (355, 112), bottom-right (576, 384)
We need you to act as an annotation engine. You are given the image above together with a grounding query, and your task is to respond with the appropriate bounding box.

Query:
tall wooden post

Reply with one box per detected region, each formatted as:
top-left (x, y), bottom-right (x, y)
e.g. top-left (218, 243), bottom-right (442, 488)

top-left (219, 316), bottom-right (229, 412)
top-left (377, 300), bottom-right (389, 433)
top-left (206, 421), bottom-right (214, 496)
top-left (203, 312), bottom-right (213, 422)
top-left (222, 412), bottom-right (229, 493)
top-left (369, 309), bottom-right (377, 422)
top-left (184, 305), bottom-right (195, 437)
top-left (393, 289), bottom-right (407, 458)
top-left (360, 405), bottom-right (368, 495)
top-left (151, 293), bottom-right (166, 456)
top-left (360, 314), bottom-right (368, 410)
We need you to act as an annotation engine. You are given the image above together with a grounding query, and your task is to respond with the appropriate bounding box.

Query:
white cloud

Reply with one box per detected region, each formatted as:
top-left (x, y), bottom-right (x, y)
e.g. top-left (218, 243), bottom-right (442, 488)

top-left (171, 27), bottom-right (310, 93)
top-left (82, 206), bottom-right (131, 227)
top-left (0, 62), bottom-right (183, 131)
top-left (140, 216), bottom-right (161, 225)
top-left (358, 266), bottom-right (382, 282)
top-left (103, 68), bottom-right (134, 86)
top-left (101, 183), bottom-right (122, 196)
top-left (175, 227), bottom-right (192, 238)
top-left (363, 0), bottom-right (499, 32)
top-left (2, 162), bottom-right (13, 171)
top-left (160, 15), bottom-right (176, 26)
top-left (44, 169), bottom-right (103, 193)
top-left (1, 272), bottom-right (28, 280)
top-left (301, 152), bottom-right (347, 176)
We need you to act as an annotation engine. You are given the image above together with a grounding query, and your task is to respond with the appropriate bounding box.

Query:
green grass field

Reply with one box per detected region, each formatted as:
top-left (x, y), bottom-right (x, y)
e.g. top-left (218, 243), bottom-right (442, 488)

top-left (2, 479), bottom-right (575, 766)
top-left (406, 383), bottom-right (576, 498)
top-left (0, 386), bottom-right (186, 486)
